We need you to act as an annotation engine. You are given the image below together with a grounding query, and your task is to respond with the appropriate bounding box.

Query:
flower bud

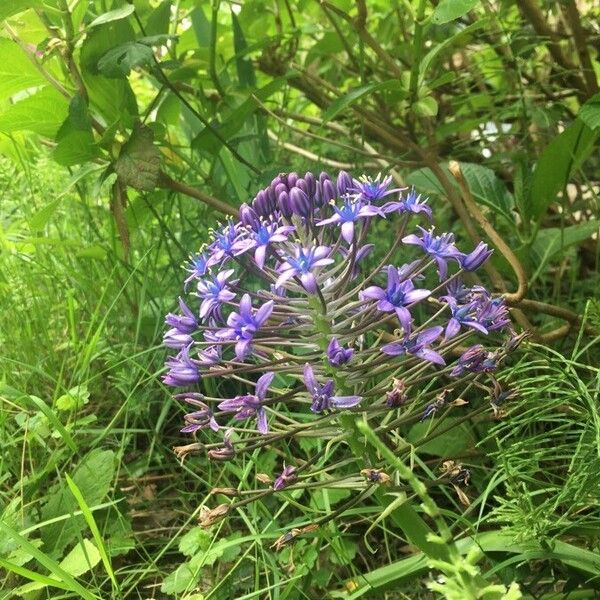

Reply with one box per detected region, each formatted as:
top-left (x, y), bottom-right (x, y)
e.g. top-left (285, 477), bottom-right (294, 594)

top-left (239, 203), bottom-right (259, 229)
top-left (278, 191), bottom-right (293, 218)
top-left (304, 172), bottom-right (316, 198)
top-left (337, 170), bottom-right (353, 196)
top-left (287, 171), bottom-right (299, 188)
top-left (290, 187), bottom-right (311, 217)
top-left (322, 179), bottom-right (336, 203)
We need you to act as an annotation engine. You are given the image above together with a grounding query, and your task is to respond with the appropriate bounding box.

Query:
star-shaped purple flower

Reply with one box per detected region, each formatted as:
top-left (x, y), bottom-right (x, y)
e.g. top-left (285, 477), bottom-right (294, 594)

top-left (276, 245), bottom-right (334, 294)
top-left (317, 196), bottom-right (383, 243)
top-left (218, 371), bottom-right (275, 434)
top-left (360, 265), bottom-right (431, 332)
top-left (327, 338), bottom-right (354, 366)
top-left (215, 294), bottom-right (274, 361)
top-left (444, 298), bottom-right (489, 339)
top-left (235, 221), bottom-right (295, 269)
top-left (196, 269), bottom-right (237, 321)
top-left (382, 188), bottom-right (432, 220)
top-left (162, 344), bottom-right (201, 386)
top-left (402, 226), bottom-right (464, 279)
top-left (351, 174), bottom-right (402, 203)
top-left (303, 364), bottom-right (362, 413)
top-left (381, 326), bottom-right (445, 365)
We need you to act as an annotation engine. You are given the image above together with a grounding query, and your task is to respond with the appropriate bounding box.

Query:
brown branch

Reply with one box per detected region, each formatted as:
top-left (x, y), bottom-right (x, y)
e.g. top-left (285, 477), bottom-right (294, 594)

top-left (157, 171), bottom-right (238, 218)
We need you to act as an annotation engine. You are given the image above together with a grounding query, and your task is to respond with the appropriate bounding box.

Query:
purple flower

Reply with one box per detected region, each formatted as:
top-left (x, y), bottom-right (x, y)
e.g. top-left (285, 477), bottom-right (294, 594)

top-left (303, 364), bottom-right (362, 413)
top-left (163, 328), bottom-right (194, 349)
top-left (402, 226), bottom-right (464, 279)
top-left (196, 269), bottom-right (237, 321)
top-left (361, 265), bottom-right (431, 332)
top-left (165, 297), bottom-right (198, 334)
top-left (198, 331), bottom-right (222, 365)
top-left (207, 222), bottom-right (241, 267)
top-left (450, 344), bottom-right (498, 377)
top-left (215, 294), bottom-right (274, 360)
top-left (460, 242), bottom-right (493, 271)
top-left (317, 196), bottom-right (383, 243)
top-left (444, 298), bottom-right (489, 339)
top-left (163, 344), bottom-right (201, 386)
top-left (381, 326), bottom-right (445, 365)
top-left (276, 246), bottom-right (335, 294)
top-left (327, 338), bottom-right (354, 366)
top-left (176, 393), bottom-right (220, 433)
top-left (238, 222), bottom-right (295, 269)
top-left (476, 294), bottom-right (510, 332)
top-left (351, 174), bottom-right (401, 203)
top-left (218, 372), bottom-right (274, 434)
top-left (184, 252), bottom-right (209, 289)
top-left (273, 464), bottom-right (297, 491)
top-left (383, 188), bottom-right (432, 220)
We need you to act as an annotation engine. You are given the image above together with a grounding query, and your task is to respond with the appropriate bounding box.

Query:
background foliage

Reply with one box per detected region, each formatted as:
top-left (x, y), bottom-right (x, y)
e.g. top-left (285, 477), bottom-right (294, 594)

top-left (0, 0), bottom-right (599, 598)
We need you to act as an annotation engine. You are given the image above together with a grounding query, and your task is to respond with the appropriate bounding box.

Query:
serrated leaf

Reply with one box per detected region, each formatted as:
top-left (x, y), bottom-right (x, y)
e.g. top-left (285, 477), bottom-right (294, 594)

top-left (0, 38), bottom-right (46, 101)
top-left (0, 87), bottom-right (68, 138)
top-left (178, 528), bottom-right (211, 556)
top-left (115, 125), bottom-right (160, 191)
top-left (432, 0), bottom-right (478, 24)
top-left (89, 5), bottom-right (135, 28)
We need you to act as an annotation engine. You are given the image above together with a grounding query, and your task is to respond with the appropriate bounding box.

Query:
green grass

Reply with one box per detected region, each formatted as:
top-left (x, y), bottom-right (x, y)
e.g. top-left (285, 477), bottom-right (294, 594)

top-left (1, 154), bottom-right (600, 600)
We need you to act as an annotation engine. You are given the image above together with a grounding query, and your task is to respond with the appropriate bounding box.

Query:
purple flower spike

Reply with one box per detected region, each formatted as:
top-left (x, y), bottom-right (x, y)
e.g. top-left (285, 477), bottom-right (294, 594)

top-left (381, 326), bottom-right (445, 365)
top-left (196, 269), bottom-right (237, 321)
top-left (327, 338), bottom-right (354, 366)
top-left (218, 371), bottom-right (275, 434)
top-left (216, 294), bottom-right (274, 361)
top-left (351, 173), bottom-right (401, 203)
top-left (361, 265), bottom-right (431, 333)
top-left (276, 246), bottom-right (335, 294)
top-left (317, 196), bottom-right (383, 243)
top-left (383, 188), bottom-right (431, 220)
top-left (461, 242), bottom-right (493, 271)
top-left (273, 464), bottom-right (297, 491)
top-left (303, 364), bottom-right (362, 413)
top-left (402, 226), bottom-right (464, 280)
top-left (163, 344), bottom-right (201, 386)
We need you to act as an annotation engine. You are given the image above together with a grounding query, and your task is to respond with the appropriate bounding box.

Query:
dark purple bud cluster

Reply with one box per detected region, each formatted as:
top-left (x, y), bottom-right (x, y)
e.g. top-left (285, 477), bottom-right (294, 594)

top-left (161, 170), bottom-right (519, 508)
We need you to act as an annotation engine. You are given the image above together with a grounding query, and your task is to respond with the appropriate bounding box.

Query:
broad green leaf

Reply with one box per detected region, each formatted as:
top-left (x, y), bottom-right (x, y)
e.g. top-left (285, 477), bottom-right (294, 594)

top-left (115, 124), bottom-right (161, 191)
top-left (161, 563), bottom-right (197, 594)
top-left (528, 220), bottom-right (599, 279)
top-left (188, 533), bottom-right (242, 569)
top-left (41, 449), bottom-right (115, 557)
top-left (408, 418), bottom-right (475, 457)
top-left (28, 197), bottom-right (64, 231)
top-left (527, 119), bottom-right (598, 221)
top-left (88, 4), bottom-right (135, 27)
top-left (323, 80), bottom-right (405, 123)
top-left (53, 94), bottom-right (99, 166)
top-left (145, 0), bottom-right (172, 36)
top-left (56, 385), bottom-right (90, 411)
top-left (79, 20), bottom-right (139, 121)
top-left (0, 0), bottom-right (42, 21)
top-left (578, 92), bottom-right (600, 131)
top-left (0, 38), bottom-right (46, 101)
top-left (432, 0), bottom-right (478, 24)
top-left (0, 87), bottom-right (68, 138)
top-left (0, 523), bottom-right (96, 600)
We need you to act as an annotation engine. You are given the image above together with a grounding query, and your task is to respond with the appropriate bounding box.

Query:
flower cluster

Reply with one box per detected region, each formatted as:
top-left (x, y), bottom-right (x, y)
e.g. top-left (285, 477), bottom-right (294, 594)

top-left (162, 170), bottom-right (519, 526)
